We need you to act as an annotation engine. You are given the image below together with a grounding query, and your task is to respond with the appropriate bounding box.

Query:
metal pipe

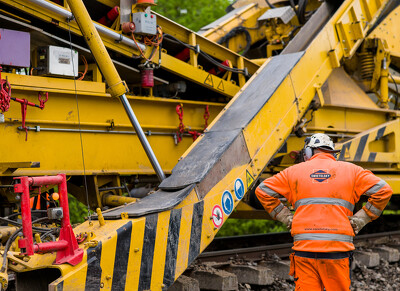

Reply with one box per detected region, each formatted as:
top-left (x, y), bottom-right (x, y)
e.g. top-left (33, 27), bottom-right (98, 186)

top-left (65, 0), bottom-right (165, 181)
top-left (389, 75), bottom-right (400, 85)
top-left (102, 193), bottom-right (137, 207)
top-left (380, 58), bottom-right (389, 109)
top-left (27, 0), bottom-right (146, 52)
top-left (28, 0), bottom-right (72, 19)
top-left (120, 94), bottom-right (166, 181)
top-left (21, 126), bottom-right (192, 137)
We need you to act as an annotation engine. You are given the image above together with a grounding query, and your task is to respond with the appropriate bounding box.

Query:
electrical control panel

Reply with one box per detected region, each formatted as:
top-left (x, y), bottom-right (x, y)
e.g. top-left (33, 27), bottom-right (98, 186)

top-left (131, 12), bottom-right (157, 35)
top-left (37, 45), bottom-right (78, 77)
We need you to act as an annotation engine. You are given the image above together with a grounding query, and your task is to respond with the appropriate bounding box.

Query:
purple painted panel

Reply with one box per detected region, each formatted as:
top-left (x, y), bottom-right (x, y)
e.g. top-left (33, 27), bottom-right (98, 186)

top-left (0, 28), bottom-right (30, 67)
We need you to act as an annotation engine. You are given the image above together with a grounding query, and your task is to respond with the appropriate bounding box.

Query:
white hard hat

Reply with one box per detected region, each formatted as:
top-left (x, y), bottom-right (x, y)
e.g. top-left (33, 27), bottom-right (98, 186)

top-left (305, 133), bottom-right (336, 151)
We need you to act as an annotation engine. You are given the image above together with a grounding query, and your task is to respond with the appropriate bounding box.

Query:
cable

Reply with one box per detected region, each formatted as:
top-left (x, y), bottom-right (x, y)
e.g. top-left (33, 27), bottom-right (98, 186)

top-left (217, 26), bottom-right (252, 56)
top-left (5, 210), bottom-right (47, 219)
top-left (163, 34), bottom-right (248, 75)
top-left (132, 25), bottom-right (163, 64)
top-left (298, 0), bottom-right (308, 24)
top-left (0, 226), bottom-right (22, 273)
top-left (0, 217), bottom-right (57, 273)
top-left (0, 217), bottom-right (53, 232)
top-left (265, 0), bottom-right (276, 9)
top-left (77, 55), bottom-right (88, 81)
top-left (40, 228), bottom-right (59, 241)
top-left (67, 21), bottom-right (91, 222)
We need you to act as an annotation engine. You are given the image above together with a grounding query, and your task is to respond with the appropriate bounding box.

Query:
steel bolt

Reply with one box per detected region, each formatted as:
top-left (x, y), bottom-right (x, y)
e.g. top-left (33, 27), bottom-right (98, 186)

top-left (100, 282), bottom-right (104, 288)
top-left (106, 275), bottom-right (112, 280)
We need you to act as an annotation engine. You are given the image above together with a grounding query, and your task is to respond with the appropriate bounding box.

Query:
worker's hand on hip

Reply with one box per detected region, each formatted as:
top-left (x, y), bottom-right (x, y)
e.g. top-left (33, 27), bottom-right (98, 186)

top-left (348, 209), bottom-right (371, 234)
top-left (275, 207), bottom-right (293, 230)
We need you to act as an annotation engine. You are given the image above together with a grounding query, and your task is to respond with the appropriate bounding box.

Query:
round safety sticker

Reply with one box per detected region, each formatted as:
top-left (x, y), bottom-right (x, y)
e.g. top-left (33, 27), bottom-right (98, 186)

top-left (212, 205), bottom-right (224, 228)
top-left (221, 191), bottom-right (234, 215)
top-left (234, 178), bottom-right (245, 200)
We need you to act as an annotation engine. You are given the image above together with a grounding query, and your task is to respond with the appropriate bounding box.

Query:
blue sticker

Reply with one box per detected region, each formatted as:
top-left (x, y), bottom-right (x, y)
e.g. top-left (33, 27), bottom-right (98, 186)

top-left (234, 178), bottom-right (245, 200)
top-left (221, 191), bottom-right (234, 215)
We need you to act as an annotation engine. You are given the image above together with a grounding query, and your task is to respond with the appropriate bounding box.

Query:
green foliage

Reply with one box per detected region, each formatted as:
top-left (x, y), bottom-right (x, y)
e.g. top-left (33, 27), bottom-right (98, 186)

top-left (153, 0), bottom-right (231, 31)
top-left (68, 194), bottom-right (88, 224)
top-left (216, 218), bottom-right (287, 237)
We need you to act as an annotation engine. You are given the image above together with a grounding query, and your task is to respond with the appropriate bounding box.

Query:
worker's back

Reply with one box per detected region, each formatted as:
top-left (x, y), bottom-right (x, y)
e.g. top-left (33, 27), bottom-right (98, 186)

top-left (262, 152), bottom-right (387, 252)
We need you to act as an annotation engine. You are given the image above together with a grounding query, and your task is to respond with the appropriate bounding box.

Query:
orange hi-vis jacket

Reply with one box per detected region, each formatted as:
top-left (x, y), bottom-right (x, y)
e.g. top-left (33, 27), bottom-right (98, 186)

top-left (255, 153), bottom-right (393, 252)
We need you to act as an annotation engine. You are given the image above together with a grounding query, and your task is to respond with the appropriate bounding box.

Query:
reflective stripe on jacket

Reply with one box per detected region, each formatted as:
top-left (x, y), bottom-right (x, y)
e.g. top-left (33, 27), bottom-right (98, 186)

top-left (255, 152), bottom-right (393, 252)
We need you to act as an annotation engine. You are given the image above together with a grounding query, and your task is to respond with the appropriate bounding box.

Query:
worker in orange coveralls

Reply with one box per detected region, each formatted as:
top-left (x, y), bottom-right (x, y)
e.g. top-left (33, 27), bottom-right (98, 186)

top-left (255, 133), bottom-right (393, 290)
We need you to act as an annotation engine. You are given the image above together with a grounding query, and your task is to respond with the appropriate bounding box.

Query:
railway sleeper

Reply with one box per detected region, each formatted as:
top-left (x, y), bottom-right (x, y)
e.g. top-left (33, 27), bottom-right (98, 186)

top-left (169, 245), bottom-right (400, 290)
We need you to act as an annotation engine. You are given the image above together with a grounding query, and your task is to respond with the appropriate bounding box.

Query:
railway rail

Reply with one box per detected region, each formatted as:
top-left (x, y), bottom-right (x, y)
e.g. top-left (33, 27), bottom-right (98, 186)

top-left (166, 230), bottom-right (400, 290)
top-left (198, 230), bottom-right (400, 262)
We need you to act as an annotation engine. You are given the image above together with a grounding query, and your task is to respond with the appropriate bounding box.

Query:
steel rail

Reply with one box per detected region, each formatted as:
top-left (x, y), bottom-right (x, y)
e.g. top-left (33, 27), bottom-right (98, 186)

top-left (199, 231), bottom-right (400, 262)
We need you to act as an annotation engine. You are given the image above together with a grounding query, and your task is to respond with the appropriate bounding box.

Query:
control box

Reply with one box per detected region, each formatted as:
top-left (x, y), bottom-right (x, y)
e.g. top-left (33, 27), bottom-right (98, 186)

top-left (131, 12), bottom-right (157, 35)
top-left (37, 45), bottom-right (78, 77)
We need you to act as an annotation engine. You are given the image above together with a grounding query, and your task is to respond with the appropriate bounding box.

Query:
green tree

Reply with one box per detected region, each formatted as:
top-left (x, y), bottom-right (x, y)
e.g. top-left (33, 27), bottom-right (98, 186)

top-left (153, 0), bottom-right (231, 31)
top-left (68, 194), bottom-right (88, 224)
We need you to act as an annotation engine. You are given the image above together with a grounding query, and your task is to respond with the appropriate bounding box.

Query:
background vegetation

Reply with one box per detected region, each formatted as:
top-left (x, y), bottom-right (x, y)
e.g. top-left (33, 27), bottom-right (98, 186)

top-left (153, 0), bottom-right (231, 31)
top-left (217, 218), bottom-right (287, 237)
top-left (69, 194), bottom-right (88, 224)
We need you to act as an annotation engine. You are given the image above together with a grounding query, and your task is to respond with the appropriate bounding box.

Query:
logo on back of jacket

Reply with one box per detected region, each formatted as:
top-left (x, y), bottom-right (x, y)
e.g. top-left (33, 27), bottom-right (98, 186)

top-left (310, 169), bottom-right (331, 183)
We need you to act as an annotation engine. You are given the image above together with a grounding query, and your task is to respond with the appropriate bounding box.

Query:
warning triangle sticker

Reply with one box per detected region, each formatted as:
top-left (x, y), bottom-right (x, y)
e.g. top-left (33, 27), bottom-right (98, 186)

top-left (246, 170), bottom-right (255, 188)
top-left (217, 80), bottom-right (224, 91)
top-left (344, 146), bottom-right (350, 159)
top-left (204, 74), bottom-right (214, 87)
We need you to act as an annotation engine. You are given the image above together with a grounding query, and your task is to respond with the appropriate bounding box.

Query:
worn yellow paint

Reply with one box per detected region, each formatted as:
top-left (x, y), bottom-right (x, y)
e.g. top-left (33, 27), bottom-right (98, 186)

top-left (100, 231), bottom-right (118, 290)
top-left (124, 218), bottom-right (146, 291)
top-left (150, 211), bottom-right (170, 290)
top-left (0, 74), bottom-right (222, 176)
top-left (174, 205), bottom-right (193, 280)
top-left (56, 262), bottom-right (88, 291)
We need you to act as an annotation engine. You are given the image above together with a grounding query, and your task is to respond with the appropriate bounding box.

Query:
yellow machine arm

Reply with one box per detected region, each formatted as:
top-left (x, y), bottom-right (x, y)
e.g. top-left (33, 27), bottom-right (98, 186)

top-left (1, 0), bottom-right (400, 290)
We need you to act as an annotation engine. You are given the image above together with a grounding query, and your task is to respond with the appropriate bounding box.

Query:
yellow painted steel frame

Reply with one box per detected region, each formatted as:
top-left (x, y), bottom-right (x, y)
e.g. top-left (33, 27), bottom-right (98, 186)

top-left (336, 119), bottom-right (400, 166)
top-left (0, 0), bottom-right (259, 98)
top-left (200, 3), bottom-right (269, 50)
top-left (0, 73), bottom-right (223, 176)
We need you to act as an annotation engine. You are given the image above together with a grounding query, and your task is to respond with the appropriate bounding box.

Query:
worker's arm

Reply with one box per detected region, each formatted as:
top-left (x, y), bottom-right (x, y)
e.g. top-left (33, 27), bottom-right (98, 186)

top-left (255, 169), bottom-right (292, 227)
top-left (355, 168), bottom-right (393, 220)
top-left (350, 167), bottom-right (393, 234)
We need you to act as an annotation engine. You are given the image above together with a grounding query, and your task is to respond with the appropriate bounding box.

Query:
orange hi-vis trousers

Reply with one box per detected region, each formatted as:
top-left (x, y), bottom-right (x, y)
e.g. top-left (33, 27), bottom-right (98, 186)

top-left (289, 251), bottom-right (353, 291)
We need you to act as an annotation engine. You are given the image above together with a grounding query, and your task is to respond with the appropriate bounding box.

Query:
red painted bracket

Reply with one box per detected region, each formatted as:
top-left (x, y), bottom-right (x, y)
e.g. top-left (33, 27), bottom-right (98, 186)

top-left (14, 174), bottom-right (83, 266)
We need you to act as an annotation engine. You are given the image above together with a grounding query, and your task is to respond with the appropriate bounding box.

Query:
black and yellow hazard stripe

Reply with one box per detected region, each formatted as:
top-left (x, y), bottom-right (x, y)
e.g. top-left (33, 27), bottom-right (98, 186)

top-left (336, 120), bottom-right (398, 163)
top-left (85, 241), bottom-right (103, 289)
top-left (53, 200), bottom-right (206, 291)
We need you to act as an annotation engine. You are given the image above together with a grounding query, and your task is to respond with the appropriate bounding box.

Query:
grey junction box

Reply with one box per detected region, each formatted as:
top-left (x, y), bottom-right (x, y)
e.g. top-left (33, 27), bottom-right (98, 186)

top-left (131, 12), bottom-right (157, 35)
